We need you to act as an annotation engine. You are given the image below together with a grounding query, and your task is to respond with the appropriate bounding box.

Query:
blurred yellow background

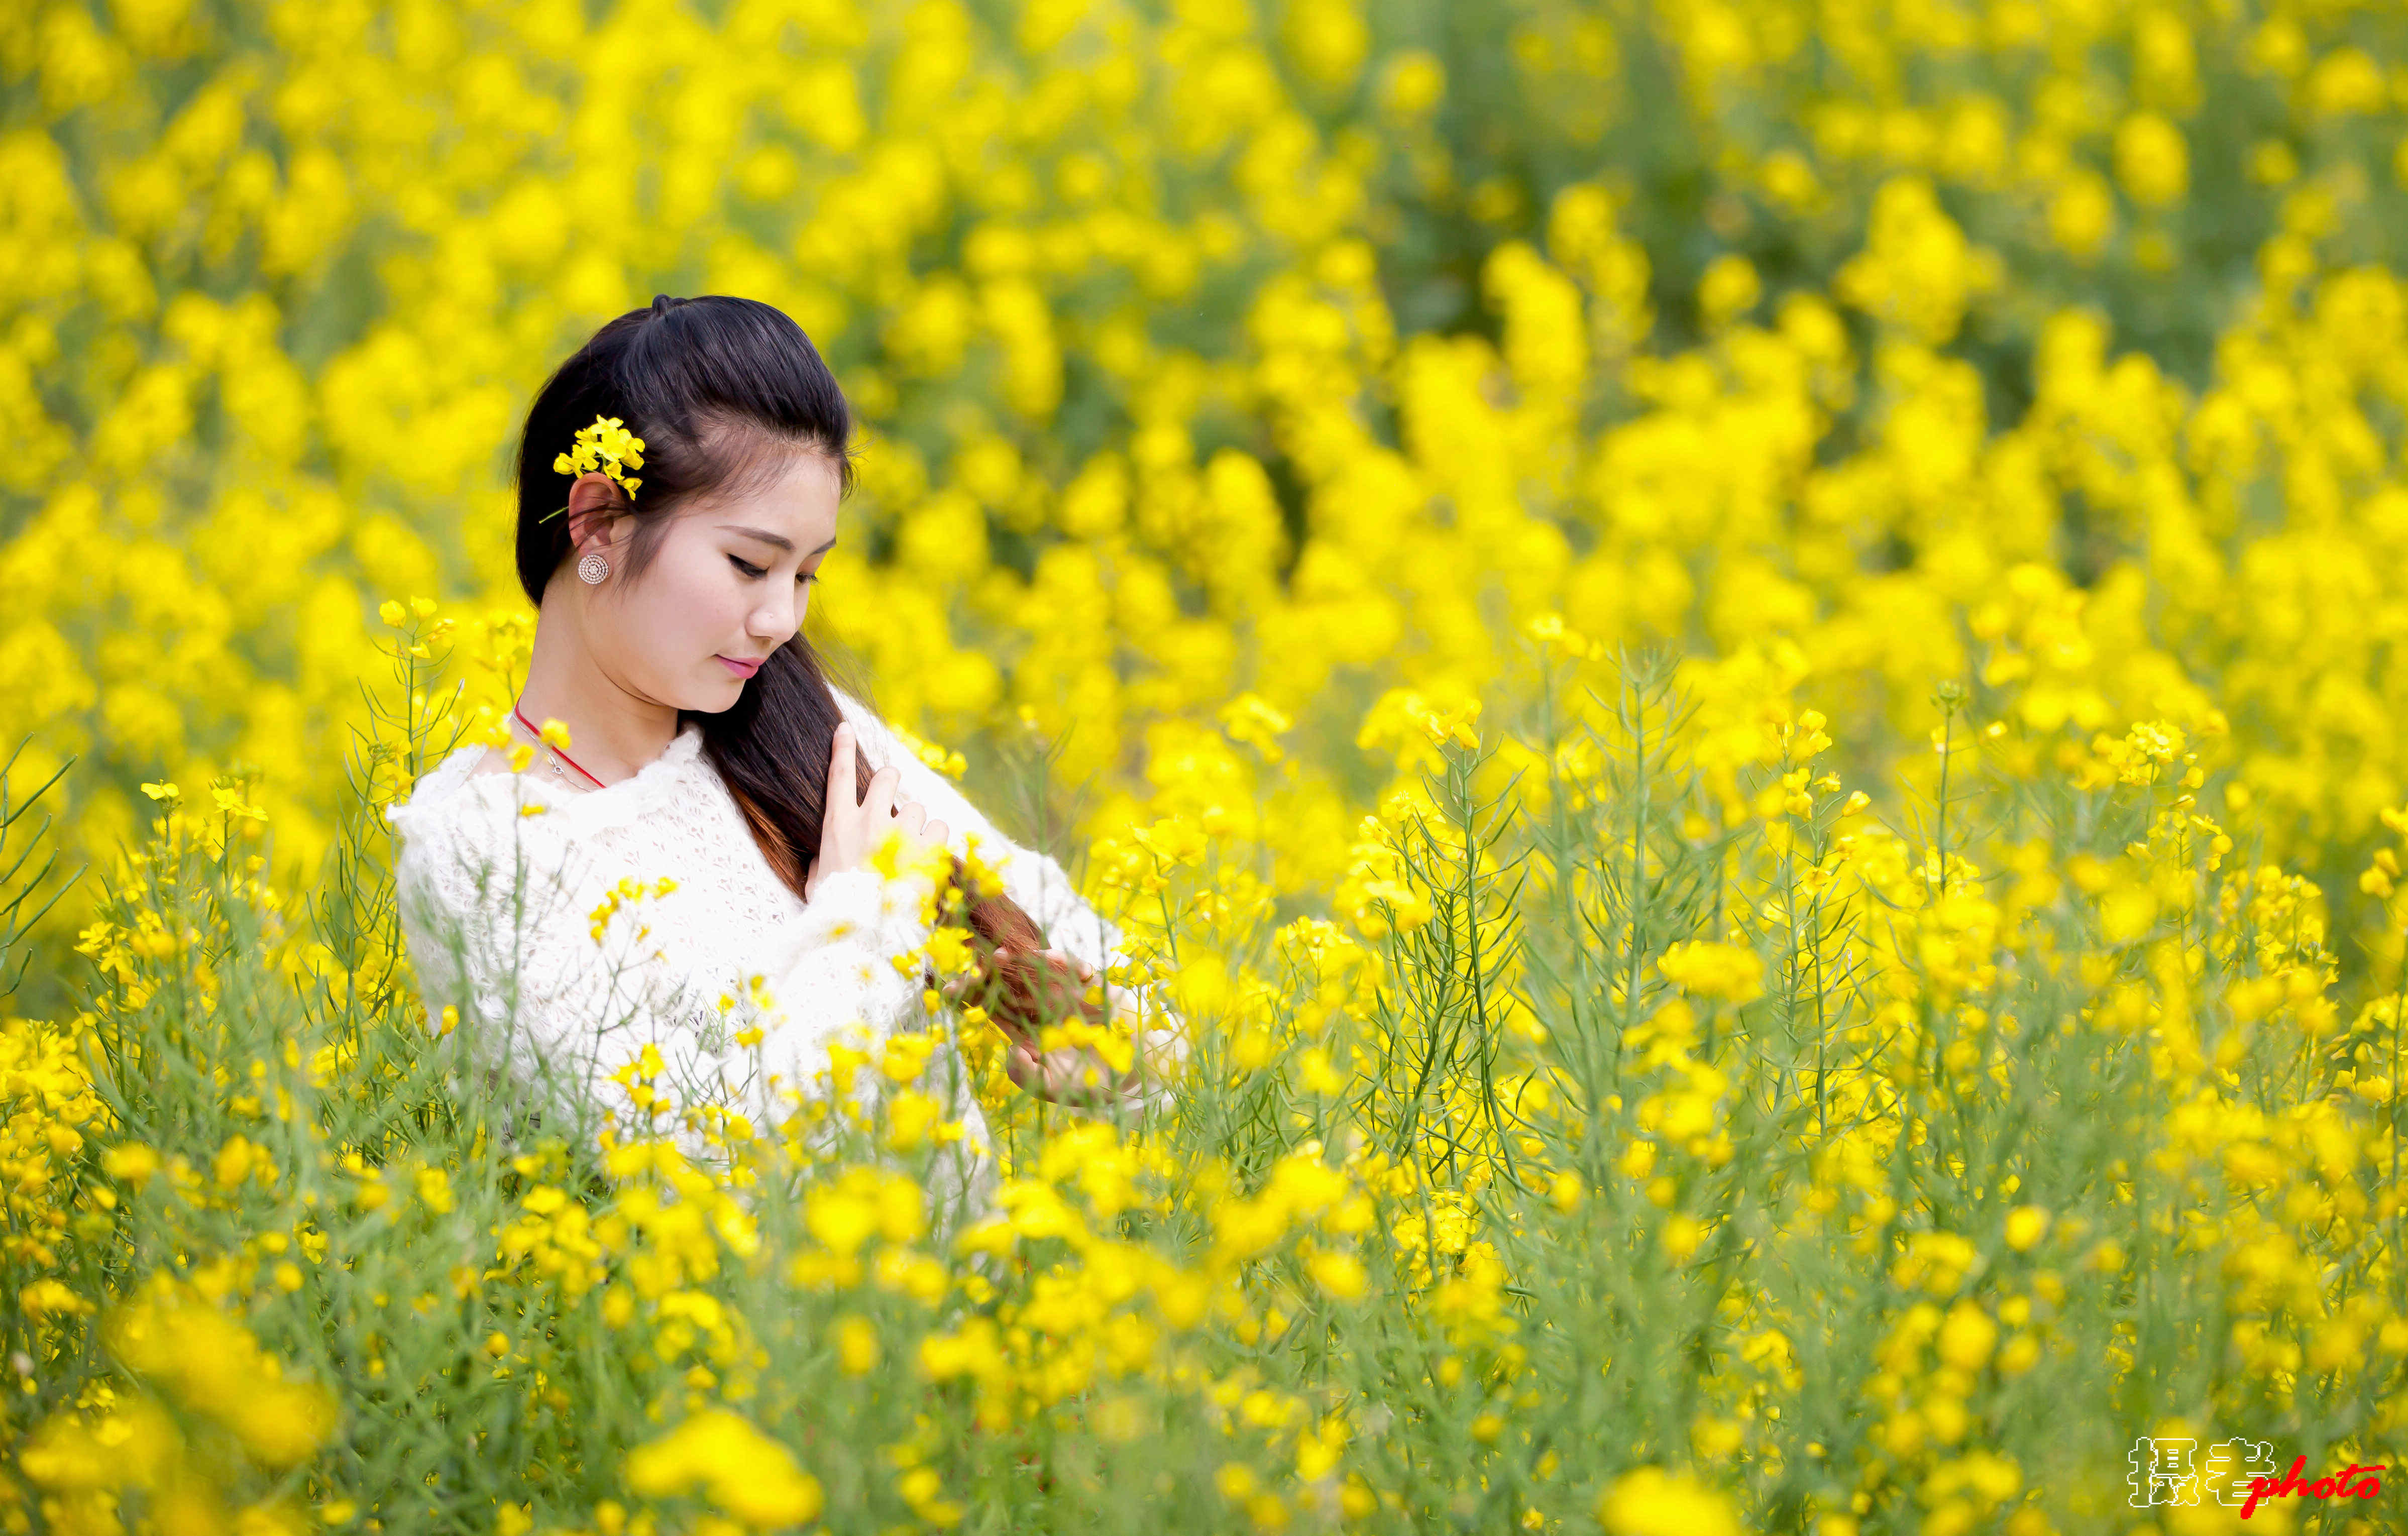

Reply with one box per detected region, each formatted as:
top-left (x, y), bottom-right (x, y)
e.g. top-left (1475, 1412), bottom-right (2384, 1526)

top-left (17, 6), bottom-right (2408, 1530)
top-left (6, 0), bottom-right (2408, 1000)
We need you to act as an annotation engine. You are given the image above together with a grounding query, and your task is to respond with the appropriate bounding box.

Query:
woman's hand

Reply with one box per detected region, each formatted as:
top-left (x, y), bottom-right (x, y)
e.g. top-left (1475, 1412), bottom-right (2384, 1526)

top-left (1006, 1037), bottom-right (1142, 1108)
top-left (938, 944), bottom-right (1101, 1014)
top-left (805, 720), bottom-right (949, 904)
top-left (958, 945), bottom-right (1153, 1109)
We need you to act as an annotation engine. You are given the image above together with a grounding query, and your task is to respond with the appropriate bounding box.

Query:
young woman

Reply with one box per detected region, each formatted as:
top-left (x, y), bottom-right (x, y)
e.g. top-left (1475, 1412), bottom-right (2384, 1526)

top-left (385, 294), bottom-right (1175, 1182)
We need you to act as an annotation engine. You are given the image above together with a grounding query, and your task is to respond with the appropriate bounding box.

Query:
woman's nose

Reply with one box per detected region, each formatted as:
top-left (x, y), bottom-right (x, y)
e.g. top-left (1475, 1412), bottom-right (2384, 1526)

top-left (752, 589), bottom-right (800, 637)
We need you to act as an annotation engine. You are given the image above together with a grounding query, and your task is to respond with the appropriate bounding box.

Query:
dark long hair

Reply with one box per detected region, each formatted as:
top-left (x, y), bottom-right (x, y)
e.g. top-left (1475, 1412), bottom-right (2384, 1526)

top-left (513, 294), bottom-right (1100, 1043)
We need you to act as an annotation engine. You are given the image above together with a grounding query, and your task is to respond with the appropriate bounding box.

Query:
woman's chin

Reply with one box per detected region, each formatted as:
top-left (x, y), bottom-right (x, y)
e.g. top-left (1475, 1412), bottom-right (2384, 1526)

top-left (673, 673), bottom-right (748, 714)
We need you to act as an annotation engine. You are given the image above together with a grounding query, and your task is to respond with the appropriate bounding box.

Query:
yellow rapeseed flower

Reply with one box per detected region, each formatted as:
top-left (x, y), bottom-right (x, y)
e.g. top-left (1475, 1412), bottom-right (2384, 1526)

top-left (551, 415), bottom-right (646, 506)
top-left (1595, 1467), bottom-right (1739, 1536)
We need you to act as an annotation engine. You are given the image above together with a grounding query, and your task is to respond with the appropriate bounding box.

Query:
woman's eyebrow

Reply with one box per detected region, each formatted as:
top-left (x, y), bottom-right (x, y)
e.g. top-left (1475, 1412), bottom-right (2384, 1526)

top-left (719, 525), bottom-right (838, 556)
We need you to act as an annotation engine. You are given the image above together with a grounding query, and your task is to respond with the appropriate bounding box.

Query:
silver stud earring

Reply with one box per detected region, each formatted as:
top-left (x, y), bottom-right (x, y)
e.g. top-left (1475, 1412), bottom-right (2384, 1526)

top-left (577, 551), bottom-right (610, 584)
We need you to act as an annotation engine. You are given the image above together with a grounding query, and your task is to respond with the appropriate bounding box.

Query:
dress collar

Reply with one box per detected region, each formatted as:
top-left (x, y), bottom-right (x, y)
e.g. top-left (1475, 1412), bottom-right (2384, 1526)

top-left (389, 719), bottom-right (710, 834)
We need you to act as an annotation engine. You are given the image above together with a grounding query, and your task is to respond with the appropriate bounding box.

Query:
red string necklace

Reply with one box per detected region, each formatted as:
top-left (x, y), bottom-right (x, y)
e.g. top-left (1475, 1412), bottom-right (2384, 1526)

top-left (511, 701), bottom-right (608, 790)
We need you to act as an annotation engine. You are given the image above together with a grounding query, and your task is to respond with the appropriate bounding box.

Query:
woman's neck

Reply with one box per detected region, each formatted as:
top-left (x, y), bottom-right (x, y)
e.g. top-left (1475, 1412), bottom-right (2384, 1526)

top-left (515, 613), bottom-right (682, 787)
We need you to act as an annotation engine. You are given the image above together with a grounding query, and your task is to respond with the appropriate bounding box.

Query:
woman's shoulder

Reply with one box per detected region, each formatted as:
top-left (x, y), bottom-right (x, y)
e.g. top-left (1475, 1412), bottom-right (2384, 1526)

top-left (385, 737), bottom-right (545, 846)
top-left (462, 744), bottom-right (516, 781)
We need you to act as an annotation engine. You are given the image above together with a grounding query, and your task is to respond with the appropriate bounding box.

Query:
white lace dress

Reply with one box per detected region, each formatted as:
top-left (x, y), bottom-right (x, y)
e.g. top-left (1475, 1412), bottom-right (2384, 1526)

top-left (383, 684), bottom-right (1146, 1195)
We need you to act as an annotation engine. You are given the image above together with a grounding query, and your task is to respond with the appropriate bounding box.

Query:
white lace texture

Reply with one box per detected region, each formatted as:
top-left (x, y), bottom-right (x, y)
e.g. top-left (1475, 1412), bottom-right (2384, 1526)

top-left (383, 685), bottom-right (1164, 1180)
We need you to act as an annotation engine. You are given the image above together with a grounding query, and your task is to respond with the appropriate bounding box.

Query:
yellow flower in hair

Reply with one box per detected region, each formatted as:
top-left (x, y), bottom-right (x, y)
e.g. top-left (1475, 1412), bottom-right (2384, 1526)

top-left (543, 416), bottom-right (646, 520)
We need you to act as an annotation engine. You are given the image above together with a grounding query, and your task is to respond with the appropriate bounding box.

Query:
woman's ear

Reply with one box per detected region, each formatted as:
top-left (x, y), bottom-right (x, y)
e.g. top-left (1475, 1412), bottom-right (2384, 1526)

top-left (563, 471), bottom-right (626, 555)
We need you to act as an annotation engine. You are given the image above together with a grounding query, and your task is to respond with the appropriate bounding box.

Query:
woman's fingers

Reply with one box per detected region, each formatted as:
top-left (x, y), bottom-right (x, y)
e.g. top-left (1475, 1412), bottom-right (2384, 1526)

top-left (827, 723), bottom-right (855, 814)
top-left (989, 975), bottom-right (1145, 1108)
top-left (863, 763), bottom-right (901, 816)
top-left (1102, 981), bottom-right (1140, 1028)
top-left (1045, 1045), bottom-right (1143, 1107)
top-left (1002, 1035), bottom-right (1045, 1094)
top-left (991, 1013), bottom-right (1148, 1108)
top-left (896, 801), bottom-right (950, 855)
top-left (1030, 946), bottom-right (1097, 984)
top-left (952, 949), bottom-right (1143, 1109)
top-left (812, 725), bottom-right (857, 898)
top-left (814, 732), bottom-right (961, 901)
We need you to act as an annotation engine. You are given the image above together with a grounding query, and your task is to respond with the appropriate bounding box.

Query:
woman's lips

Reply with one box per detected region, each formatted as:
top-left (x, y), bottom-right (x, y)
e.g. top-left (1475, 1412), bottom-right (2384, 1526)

top-left (717, 655), bottom-right (761, 678)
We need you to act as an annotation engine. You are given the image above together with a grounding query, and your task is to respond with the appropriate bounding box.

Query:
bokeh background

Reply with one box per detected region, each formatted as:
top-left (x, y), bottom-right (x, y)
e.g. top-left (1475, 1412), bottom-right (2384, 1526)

top-left (9, 0), bottom-right (2408, 994)
top-left (14, 5), bottom-right (2408, 1532)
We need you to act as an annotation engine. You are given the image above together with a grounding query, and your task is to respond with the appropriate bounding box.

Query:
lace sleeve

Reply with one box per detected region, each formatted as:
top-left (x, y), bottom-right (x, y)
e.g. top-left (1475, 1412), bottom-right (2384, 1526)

top-left (745, 863), bottom-right (940, 1097)
top-left (752, 864), bottom-right (997, 1216)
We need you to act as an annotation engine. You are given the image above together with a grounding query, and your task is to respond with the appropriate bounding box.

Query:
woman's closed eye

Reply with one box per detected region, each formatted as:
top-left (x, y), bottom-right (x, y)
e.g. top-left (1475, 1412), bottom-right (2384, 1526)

top-left (729, 555), bottom-right (818, 585)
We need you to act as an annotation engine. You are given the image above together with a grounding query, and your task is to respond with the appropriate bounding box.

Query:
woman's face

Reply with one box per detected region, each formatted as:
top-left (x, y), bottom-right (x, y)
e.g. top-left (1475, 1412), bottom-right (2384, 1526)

top-left (578, 449), bottom-right (842, 712)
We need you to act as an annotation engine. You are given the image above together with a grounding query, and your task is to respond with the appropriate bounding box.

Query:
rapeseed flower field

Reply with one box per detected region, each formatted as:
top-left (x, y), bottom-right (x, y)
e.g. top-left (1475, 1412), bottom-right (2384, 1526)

top-left (9, 0), bottom-right (2408, 1530)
